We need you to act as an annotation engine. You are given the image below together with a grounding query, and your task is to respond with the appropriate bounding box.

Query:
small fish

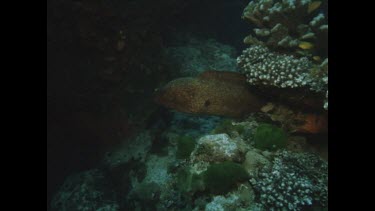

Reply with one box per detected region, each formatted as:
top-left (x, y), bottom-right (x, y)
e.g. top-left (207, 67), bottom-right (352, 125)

top-left (308, 1), bottom-right (322, 14)
top-left (298, 41), bottom-right (314, 50)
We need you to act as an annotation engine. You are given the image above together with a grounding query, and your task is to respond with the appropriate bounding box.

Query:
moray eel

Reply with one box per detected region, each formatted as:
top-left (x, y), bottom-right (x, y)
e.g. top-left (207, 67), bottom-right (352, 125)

top-left (154, 70), bottom-right (327, 133)
top-left (154, 71), bottom-right (266, 118)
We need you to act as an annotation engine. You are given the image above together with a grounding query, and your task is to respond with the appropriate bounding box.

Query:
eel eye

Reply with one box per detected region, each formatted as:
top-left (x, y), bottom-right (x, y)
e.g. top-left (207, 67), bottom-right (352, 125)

top-left (204, 100), bottom-right (211, 107)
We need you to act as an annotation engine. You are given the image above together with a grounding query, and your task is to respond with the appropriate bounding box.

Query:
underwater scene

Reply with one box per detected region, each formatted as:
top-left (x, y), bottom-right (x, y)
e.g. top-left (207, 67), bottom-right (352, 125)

top-left (47, 0), bottom-right (328, 210)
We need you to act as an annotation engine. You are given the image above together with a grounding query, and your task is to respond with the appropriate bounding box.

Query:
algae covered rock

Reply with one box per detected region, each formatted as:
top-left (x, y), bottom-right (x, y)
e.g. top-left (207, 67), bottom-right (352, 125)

top-left (175, 161), bottom-right (249, 195)
top-left (203, 161), bottom-right (249, 194)
top-left (254, 123), bottom-right (288, 150)
top-left (176, 135), bottom-right (196, 159)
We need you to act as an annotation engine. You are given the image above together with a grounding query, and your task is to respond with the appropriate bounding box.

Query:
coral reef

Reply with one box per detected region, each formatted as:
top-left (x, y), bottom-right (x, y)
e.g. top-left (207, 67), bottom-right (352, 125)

top-left (260, 103), bottom-right (328, 133)
top-left (163, 37), bottom-right (238, 77)
top-left (237, 45), bottom-right (327, 91)
top-left (238, 45), bottom-right (313, 88)
top-left (250, 150), bottom-right (328, 210)
top-left (49, 0), bottom-right (328, 210)
top-left (51, 104), bottom-right (328, 211)
top-left (254, 123), bottom-right (288, 150)
top-left (237, 45), bottom-right (327, 109)
top-left (238, 0), bottom-right (328, 110)
top-left (103, 130), bottom-right (152, 166)
top-left (242, 0), bottom-right (327, 59)
top-left (51, 169), bottom-right (119, 211)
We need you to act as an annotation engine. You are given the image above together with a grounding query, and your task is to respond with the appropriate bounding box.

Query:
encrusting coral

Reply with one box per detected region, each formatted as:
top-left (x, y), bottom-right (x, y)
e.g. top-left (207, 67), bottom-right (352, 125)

top-left (237, 45), bottom-right (327, 110)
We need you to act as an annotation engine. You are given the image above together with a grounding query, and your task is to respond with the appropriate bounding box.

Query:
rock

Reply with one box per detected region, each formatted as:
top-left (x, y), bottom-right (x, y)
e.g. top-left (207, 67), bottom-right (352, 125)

top-left (103, 130), bottom-right (152, 166)
top-left (204, 183), bottom-right (256, 211)
top-left (163, 37), bottom-right (238, 77)
top-left (51, 169), bottom-right (119, 211)
top-left (190, 134), bottom-right (247, 163)
top-left (261, 103), bottom-right (328, 134)
top-left (205, 195), bottom-right (240, 211)
top-left (287, 136), bottom-right (308, 152)
top-left (242, 150), bottom-right (271, 175)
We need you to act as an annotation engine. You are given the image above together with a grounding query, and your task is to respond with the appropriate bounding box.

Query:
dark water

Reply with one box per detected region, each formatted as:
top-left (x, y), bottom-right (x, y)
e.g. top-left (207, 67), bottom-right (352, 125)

top-left (47, 0), bottom-right (328, 210)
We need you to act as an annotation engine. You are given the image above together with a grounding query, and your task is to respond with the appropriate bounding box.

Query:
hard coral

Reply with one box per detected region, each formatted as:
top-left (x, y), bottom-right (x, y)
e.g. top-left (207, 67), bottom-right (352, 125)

top-left (239, 0), bottom-right (328, 111)
top-left (242, 0), bottom-right (327, 59)
top-left (250, 150), bottom-right (328, 210)
top-left (237, 45), bottom-right (327, 110)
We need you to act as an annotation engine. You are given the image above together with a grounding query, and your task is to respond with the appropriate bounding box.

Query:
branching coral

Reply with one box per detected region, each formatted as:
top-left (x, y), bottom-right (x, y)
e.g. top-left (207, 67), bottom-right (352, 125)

top-left (242, 0), bottom-right (327, 59)
top-left (250, 150), bottom-right (328, 210)
top-left (238, 0), bottom-right (328, 110)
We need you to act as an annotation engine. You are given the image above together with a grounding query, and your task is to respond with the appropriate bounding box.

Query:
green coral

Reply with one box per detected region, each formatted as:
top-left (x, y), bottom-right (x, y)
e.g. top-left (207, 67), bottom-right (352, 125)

top-left (176, 136), bottom-right (196, 159)
top-left (253, 123), bottom-right (288, 151)
top-left (203, 161), bottom-right (249, 194)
